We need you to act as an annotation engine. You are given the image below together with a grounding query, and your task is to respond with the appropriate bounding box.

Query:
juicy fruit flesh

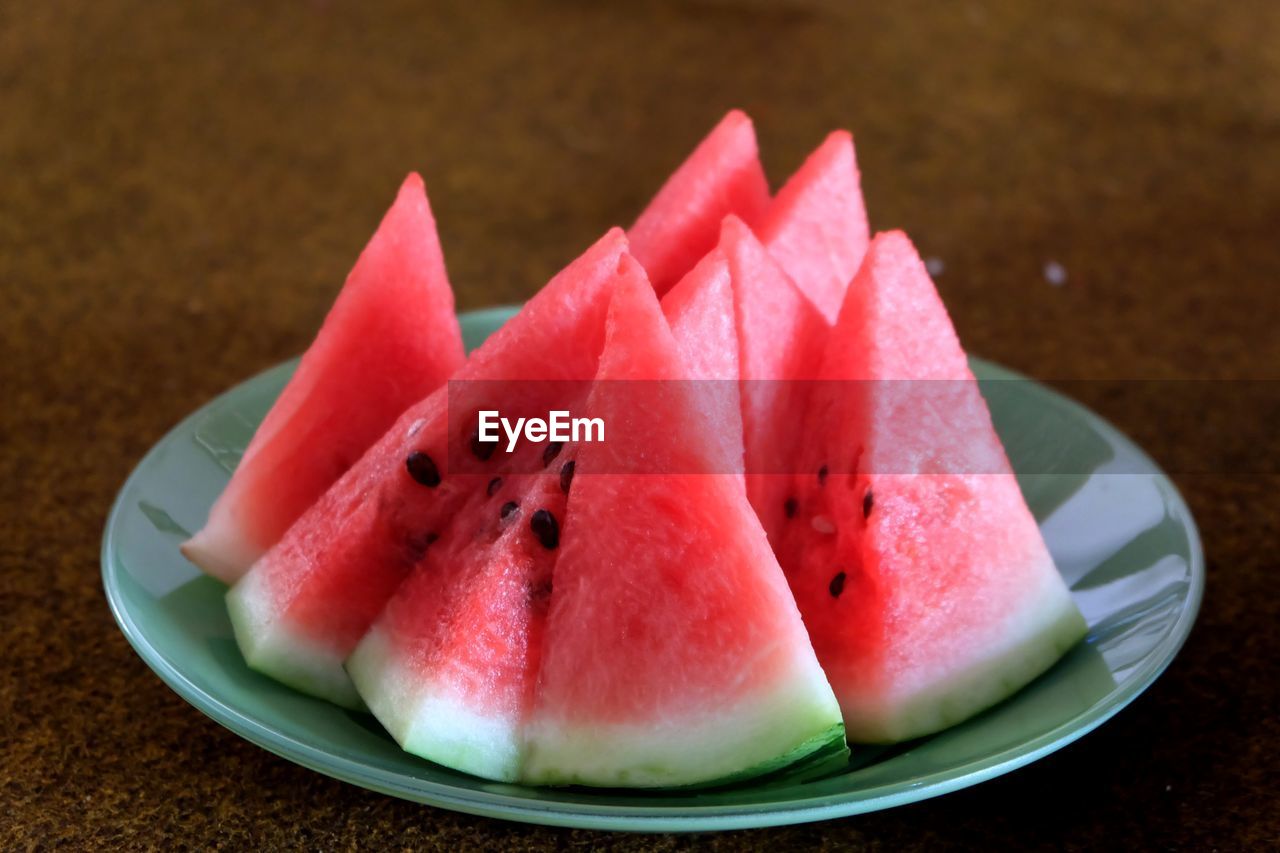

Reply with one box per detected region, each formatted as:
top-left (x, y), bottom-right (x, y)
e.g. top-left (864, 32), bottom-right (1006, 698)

top-left (525, 264), bottom-right (843, 787)
top-left (184, 173), bottom-right (463, 584)
top-left (759, 130), bottom-right (869, 324)
top-left (717, 214), bottom-right (828, 542)
top-left (661, 246), bottom-right (744, 479)
top-left (226, 229), bottom-right (632, 704)
top-left (777, 230), bottom-right (1086, 742)
top-left (536, 474), bottom-right (808, 722)
top-left (629, 109), bottom-right (771, 295)
top-left (346, 451), bottom-right (567, 782)
top-left (396, 469), bottom-right (563, 715)
top-left (783, 469), bottom-right (1084, 741)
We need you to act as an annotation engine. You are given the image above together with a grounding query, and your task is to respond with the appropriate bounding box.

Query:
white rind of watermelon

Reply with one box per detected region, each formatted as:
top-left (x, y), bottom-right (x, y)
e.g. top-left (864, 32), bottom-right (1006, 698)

top-left (842, 566), bottom-right (1086, 743)
top-left (225, 569), bottom-right (362, 709)
top-left (346, 628), bottom-right (522, 782)
top-left (521, 650), bottom-right (844, 788)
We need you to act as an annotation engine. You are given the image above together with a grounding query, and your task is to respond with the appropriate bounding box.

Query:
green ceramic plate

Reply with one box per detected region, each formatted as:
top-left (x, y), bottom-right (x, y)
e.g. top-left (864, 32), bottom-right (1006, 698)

top-left (103, 306), bottom-right (1203, 832)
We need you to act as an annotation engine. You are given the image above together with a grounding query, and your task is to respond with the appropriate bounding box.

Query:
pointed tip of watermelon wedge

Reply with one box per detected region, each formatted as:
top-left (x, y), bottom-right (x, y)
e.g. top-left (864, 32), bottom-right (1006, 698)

top-left (179, 526), bottom-right (259, 587)
top-left (707, 107), bottom-right (759, 147)
top-left (718, 210), bottom-right (754, 243)
top-left (834, 229), bottom-right (969, 380)
top-left (856, 230), bottom-right (927, 295)
top-left (720, 107), bottom-right (755, 134)
top-left (398, 170), bottom-right (425, 193)
top-left (392, 172), bottom-right (432, 220)
top-left (659, 247), bottom-right (733, 346)
top-left (799, 130), bottom-right (858, 184)
top-left (609, 253), bottom-right (659, 321)
top-left (823, 127), bottom-right (854, 151)
top-left (718, 211), bottom-right (824, 318)
top-left (866, 228), bottom-right (919, 264)
top-left (760, 129), bottom-right (869, 322)
top-left (629, 110), bottom-right (770, 295)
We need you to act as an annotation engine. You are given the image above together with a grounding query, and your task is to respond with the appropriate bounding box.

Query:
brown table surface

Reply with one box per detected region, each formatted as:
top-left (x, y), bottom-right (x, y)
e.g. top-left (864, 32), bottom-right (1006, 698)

top-left (3, 1), bottom-right (1277, 849)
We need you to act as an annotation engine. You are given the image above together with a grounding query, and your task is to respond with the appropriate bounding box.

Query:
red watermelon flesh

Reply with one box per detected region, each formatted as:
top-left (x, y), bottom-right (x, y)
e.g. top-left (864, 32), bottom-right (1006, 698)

top-left (660, 246), bottom-right (744, 478)
top-left (226, 229), bottom-right (634, 708)
top-left (717, 215), bottom-right (829, 543)
top-left (346, 444), bottom-right (571, 782)
top-left (776, 231), bottom-right (1086, 743)
top-left (522, 261), bottom-right (843, 788)
top-left (628, 110), bottom-right (771, 296)
top-left (758, 131), bottom-right (870, 323)
top-left (183, 174), bottom-right (464, 584)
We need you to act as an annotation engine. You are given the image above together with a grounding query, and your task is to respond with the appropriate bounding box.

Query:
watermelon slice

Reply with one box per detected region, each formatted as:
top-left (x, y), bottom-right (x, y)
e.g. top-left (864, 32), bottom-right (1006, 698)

top-left (346, 450), bottom-right (571, 782)
top-left (522, 261), bottom-right (844, 788)
top-left (227, 229), bottom-right (631, 707)
top-left (628, 110), bottom-right (770, 296)
top-left (758, 131), bottom-right (869, 323)
top-left (660, 246), bottom-right (744, 478)
top-left (718, 215), bottom-right (828, 542)
top-left (776, 231), bottom-right (1086, 743)
top-left (182, 174), bottom-right (464, 584)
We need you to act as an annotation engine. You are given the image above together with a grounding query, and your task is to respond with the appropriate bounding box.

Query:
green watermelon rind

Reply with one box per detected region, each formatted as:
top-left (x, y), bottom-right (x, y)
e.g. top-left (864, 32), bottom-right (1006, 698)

top-left (748, 733), bottom-right (852, 789)
top-left (225, 570), bottom-right (363, 710)
top-left (520, 663), bottom-right (847, 789)
top-left (841, 582), bottom-right (1088, 744)
top-left (671, 721), bottom-right (849, 792)
top-left (344, 627), bottom-right (524, 783)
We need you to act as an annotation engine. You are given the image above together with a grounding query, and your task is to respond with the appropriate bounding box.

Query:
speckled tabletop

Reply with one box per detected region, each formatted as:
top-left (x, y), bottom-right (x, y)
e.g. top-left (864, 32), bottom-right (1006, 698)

top-left (2, 1), bottom-right (1277, 849)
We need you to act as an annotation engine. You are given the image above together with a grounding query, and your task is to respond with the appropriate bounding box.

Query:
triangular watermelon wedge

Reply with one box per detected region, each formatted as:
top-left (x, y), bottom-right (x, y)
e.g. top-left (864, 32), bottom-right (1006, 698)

top-left (777, 231), bottom-right (1086, 742)
top-left (660, 246), bottom-right (744, 478)
top-left (758, 131), bottom-right (869, 323)
top-left (522, 260), bottom-right (843, 788)
top-left (346, 445), bottom-right (573, 782)
top-left (182, 174), bottom-right (464, 584)
top-left (718, 214), bottom-right (828, 542)
top-left (227, 229), bottom-right (630, 707)
top-left (628, 110), bottom-right (770, 296)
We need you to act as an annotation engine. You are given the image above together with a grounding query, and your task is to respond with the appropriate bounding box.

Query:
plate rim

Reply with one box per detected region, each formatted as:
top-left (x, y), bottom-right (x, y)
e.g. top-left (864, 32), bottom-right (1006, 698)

top-left (101, 305), bottom-right (1205, 832)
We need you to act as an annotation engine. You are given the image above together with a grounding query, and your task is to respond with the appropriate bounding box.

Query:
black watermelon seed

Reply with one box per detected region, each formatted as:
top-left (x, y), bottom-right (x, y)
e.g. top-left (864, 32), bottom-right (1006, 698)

top-left (559, 460), bottom-right (576, 495)
top-left (542, 441), bottom-right (564, 467)
top-left (817, 465), bottom-right (829, 485)
top-left (471, 428), bottom-right (497, 461)
top-left (784, 496), bottom-right (798, 519)
top-left (829, 571), bottom-right (847, 598)
top-left (487, 476), bottom-right (503, 497)
top-left (863, 489), bottom-right (874, 519)
top-left (405, 451), bottom-right (441, 487)
top-left (531, 509), bottom-right (559, 550)
top-left (500, 501), bottom-right (520, 521)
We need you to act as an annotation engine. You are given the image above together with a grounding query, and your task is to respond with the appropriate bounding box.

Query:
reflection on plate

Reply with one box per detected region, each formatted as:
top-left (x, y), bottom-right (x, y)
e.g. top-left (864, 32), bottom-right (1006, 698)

top-left (103, 306), bottom-right (1202, 831)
